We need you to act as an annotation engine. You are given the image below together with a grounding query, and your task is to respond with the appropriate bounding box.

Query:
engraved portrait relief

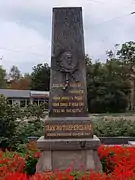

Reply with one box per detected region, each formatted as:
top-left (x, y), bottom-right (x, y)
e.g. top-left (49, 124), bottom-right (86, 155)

top-left (56, 51), bottom-right (79, 90)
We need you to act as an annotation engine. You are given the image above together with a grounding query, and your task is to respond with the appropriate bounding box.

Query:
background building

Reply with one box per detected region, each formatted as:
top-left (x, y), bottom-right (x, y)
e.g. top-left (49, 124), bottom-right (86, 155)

top-left (0, 89), bottom-right (49, 108)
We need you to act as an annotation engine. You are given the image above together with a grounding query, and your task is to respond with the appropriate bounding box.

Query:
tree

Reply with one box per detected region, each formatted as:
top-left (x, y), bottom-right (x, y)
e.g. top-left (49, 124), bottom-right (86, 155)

top-left (117, 41), bottom-right (135, 110)
top-left (9, 77), bottom-right (30, 90)
top-left (86, 58), bottom-right (131, 113)
top-left (0, 66), bottom-right (7, 88)
top-left (30, 63), bottom-right (50, 91)
top-left (9, 74), bottom-right (31, 90)
top-left (9, 65), bottom-right (21, 81)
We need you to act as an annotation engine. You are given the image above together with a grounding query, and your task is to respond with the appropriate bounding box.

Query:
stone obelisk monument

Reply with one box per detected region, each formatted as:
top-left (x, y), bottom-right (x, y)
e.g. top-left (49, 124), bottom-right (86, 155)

top-left (36, 7), bottom-right (102, 171)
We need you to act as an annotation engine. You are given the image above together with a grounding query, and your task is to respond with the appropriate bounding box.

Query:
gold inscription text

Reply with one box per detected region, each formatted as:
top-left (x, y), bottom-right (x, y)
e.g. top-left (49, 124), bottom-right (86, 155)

top-left (45, 124), bottom-right (92, 131)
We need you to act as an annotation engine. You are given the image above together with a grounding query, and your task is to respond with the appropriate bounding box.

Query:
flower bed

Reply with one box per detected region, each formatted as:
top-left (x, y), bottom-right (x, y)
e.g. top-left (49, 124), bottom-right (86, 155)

top-left (1, 144), bottom-right (135, 179)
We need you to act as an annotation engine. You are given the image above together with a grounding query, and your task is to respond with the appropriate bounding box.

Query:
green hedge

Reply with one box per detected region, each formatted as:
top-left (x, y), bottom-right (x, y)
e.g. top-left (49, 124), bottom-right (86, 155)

top-left (17, 118), bottom-right (135, 140)
top-left (92, 118), bottom-right (135, 137)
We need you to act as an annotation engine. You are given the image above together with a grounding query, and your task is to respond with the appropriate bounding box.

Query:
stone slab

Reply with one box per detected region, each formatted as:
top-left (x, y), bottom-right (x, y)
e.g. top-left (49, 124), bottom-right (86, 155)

top-left (36, 149), bottom-right (102, 172)
top-left (44, 116), bottom-right (93, 139)
top-left (36, 151), bottom-right (51, 172)
top-left (86, 150), bottom-right (94, 169)
top-left (52, 150), bottom-right (86, 170)
top-left (37, 135), bottom-right (100, 151)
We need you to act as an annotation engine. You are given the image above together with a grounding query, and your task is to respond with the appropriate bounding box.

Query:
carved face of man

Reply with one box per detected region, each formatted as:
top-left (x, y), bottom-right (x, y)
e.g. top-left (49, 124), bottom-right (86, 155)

top-left (59, 51), bottom-right (75, 72)
top-left (64, 52), bottom-right (72, 65)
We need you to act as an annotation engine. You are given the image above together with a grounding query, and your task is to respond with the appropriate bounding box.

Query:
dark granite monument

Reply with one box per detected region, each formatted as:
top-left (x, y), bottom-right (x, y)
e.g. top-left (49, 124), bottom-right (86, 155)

top-left (36, 7), bottom-right (102, 172)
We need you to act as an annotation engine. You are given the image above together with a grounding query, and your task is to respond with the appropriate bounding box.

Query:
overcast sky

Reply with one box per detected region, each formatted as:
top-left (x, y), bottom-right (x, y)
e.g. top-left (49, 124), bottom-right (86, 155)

top-left (0, 0), bottom-right (135, 74)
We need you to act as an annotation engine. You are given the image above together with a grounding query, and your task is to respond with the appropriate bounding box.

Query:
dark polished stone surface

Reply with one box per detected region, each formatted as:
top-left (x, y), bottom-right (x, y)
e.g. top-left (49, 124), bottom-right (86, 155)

top-left (49, 7), bottom-right (88, 118)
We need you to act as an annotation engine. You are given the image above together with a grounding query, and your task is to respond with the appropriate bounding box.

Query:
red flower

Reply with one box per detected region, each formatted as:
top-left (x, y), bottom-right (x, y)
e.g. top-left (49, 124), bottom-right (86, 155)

top-left (1, 146), bottom-right (135, 179)
top-left (34, 152), bottom-right (40, 159)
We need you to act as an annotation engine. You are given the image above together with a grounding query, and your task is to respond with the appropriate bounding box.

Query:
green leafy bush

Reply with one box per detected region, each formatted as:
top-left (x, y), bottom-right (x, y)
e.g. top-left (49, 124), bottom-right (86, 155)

top-left (16, 118), bottom-right (135, 142)
top-left (24, 153), bottom-right (38, 175)
top-left (22, 103), bottom-right (47, 119)
top-left (92, 118), bottom-right (135, 137)
top-left (0, 95), bottom-right (45, 150)
top-left (15, 119), bottom-right (43, 145)
top-left (2, 93), bottom-right (135, 152)
top-left (23, 141), bottom-right (40, 175)
top-left (0, 95), bottom-right (21, 150)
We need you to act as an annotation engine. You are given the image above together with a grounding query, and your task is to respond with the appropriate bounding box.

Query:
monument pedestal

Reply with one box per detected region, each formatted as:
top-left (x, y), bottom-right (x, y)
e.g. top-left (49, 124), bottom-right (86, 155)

top-left (36, 135), bottom-right (102, 172)
top-left (36, 7), bottom-right (102, 173)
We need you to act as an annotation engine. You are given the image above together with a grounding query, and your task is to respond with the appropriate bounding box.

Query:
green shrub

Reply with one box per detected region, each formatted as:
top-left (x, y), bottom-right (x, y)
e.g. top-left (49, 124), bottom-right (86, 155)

top-left (0, 95), bottom-right (45, 150)
top-left (24, 153), bottom-right (38, 175)
top-left (23, 141), bottom-right (40, 175)
top-left (15, 119), bottom-right (43, 145)
top-left (0, 95), bottom-right (21, 150)
top-left (23, 103), bottom-right (47, 119)
top-left (92, 118), bottom-right (135, 137)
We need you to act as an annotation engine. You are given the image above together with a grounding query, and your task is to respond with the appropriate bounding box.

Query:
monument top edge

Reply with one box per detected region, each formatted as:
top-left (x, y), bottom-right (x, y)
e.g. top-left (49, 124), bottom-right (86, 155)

top-left (53, 7), bottom-right (82, 10)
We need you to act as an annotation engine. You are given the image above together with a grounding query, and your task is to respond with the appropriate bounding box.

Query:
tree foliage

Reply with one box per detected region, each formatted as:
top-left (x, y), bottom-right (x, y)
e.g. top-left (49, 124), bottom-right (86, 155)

top-left (30, 63), bottom-right (50, 91)
top-left (0, 66), bottom-right (7, 88)
top-left (0, 41), bottom-right (134, 113)
top-left (86, 57), bottom-right (131, 113)
top-left (86, 42), bottom-right (135, 113)
top-left (8, 66), bottom-right (31, 90)
top-left (9, 65), bottom-right (21, 81)
top-left (9, 75), bottom-right (31, 90)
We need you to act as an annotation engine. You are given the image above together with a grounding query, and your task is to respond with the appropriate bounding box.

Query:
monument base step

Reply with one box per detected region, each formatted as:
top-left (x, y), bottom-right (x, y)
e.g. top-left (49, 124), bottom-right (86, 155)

top-left (36, 135), bottom-right (102, 172)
